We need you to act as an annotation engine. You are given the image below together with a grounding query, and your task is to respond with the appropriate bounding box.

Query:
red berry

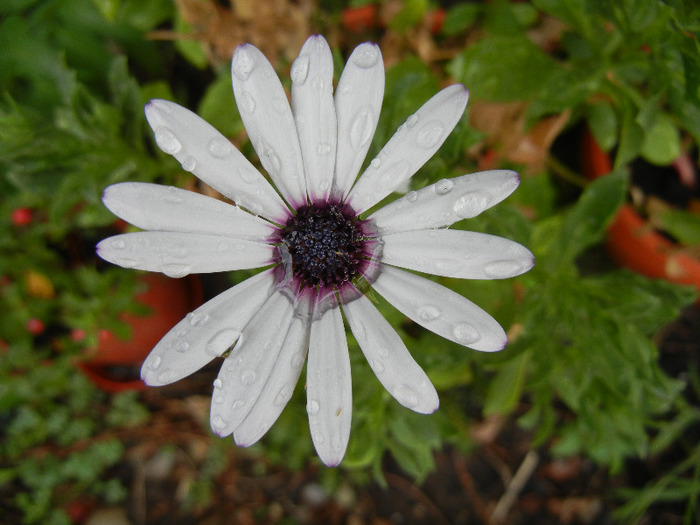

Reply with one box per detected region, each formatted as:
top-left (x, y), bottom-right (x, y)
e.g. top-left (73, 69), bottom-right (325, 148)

top-left (71, 329), bottom-right (86, 342)
top-left (26, 318), bottom-right (45, 335)
top-left (11, 208), bottom-right (33, 226)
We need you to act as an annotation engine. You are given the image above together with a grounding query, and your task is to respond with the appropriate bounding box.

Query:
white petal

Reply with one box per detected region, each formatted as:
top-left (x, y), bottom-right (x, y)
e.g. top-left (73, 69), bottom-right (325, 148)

top-left (369, 170), bottom-right (520, 234)
top-left (381, 229), bottom-right (535, 280)
top-left (210, 291), bottom-right (295, 437)
top-left (97, 232), bottom-right (272, 277)
top-left (291, 35), bottom-right (337, 203)
top-left (372, 265), bottom-right (507, 352)
top-left (234, 311), bottom-right (310, 447)
top-left (232, 44), bottom-right (307, 209)
top-left (103, 182), bottom-right (274, 239)
top-left (144, 99), bottom-right (288, 221)
top-left (343, 295), bottom-right (438, 413)
top-left (141, 270), bottom-right (273, 386)
top-left (333, 42), bottom-right (384, 199)
top-left (347, 85), bottom-right (469, 214)
top-left (307, 306), bottom-right (352, 466)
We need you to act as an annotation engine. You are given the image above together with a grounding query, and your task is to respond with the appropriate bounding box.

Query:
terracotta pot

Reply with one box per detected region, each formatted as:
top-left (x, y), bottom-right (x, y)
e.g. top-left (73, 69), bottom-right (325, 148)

top-left (80, 273), bottom-right (203, 392)
top-left (581, 130), bottom-right (700, 292)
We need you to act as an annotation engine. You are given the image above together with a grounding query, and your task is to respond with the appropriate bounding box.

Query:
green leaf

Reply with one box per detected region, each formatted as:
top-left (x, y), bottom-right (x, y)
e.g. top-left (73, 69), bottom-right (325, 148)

top-left (553, 170), bottom-right (627, 265)
top-left (447, 35), bottom-right (558, 102)
top-left (484, 351), bottom-right (529, 415)
top-left (198, 71), bottom-right (243, 137)
top-left (442, 3), bottom-right (480, 35)
top-left (641, 115), bottom-right (682, 165)
top-left (658, 208), bottom-right (700, 245)
top-left (586, 102), bottom-right (619, 152)
top-left (389, 0), bottom-right (429, 31)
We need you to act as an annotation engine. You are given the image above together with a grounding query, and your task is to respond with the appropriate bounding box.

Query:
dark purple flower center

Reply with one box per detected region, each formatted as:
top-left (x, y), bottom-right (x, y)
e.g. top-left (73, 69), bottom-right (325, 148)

top-left (278, 203), bottom-right (367, 289)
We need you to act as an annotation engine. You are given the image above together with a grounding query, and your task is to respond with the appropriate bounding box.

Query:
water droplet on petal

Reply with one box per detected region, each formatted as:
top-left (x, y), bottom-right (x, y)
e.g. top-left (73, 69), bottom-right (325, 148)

top-left (213, 395), bottom-right (224, 404)
top-left (434, 179), bottom-right (454, 195)
top-left (147, 356), bottom-right (162, 370)
top-left (416, 122), bottom-right (444, 149)
top-left (212, 416), bottom-right (227, 429)
top-left (370, 158), bottom-right (381, 169)
top-left (349, 107), bottom-right (374, 150)
top-left (395, 385), bottom-right (419, 409)
top-left (453, 192), bottom-right (490, 219)
top-left (417, 304), bottom-right (440, 322)
top-left (173, 341), bottom-right (189, 353)
top-left (239, 91), bottom-right (256, 113)
top-left (379, 161), bottom-right (410, 190)
top-left (372, 359), bottom-right (385, 374)
top-left (290, 55), bottom-right (310, 84)
top-left (332, 434), bottom-right (343, 451)
top-left (157, 370), bottom-right (176, 383)
top-left (181, 156), bottom-right (196, 172)
top-left (274, 387), bottom-right (291, 407)
top-left (260, 141), bottom-right (282, 176)
top-left (434, 258), bottom-right (459, 274)
top-left (187, 312), bottom-right (210, 327)
top-left (205, 329), bottom-right (241, 357)
top-left (110, 239), bottom-right (126, 249)
top-left (213, 378), bottom-right (223, 389)
top-left (164, 187), bottom-right (184, 203)
top-left (232, 400), bottom-right (245, 409)
top-left (317, 143), bottom-right (332, 156)
top-left (352, 45), bottom-right (380, 68)
top-left (232, 48), bottom-right (255, 80)
top-left (161, 263), bottom-right (191, 278)
top-left (453, 323), bottom-right (481, 345)
top-left (291, 352), bottom-right (305, 370)
top-left (240, 370), bottom-right (256, 385)
top-left (208, 138), bottom-right (232, 158)
top-left (307, 399), bottom-right (320, 415)
top-left (313, 430), bottom-right (325, 444)
top-left (154, 127), bottom-right (182, 154)
top-left (405, 191), bottom-right (418, 202)
top-left (115, 256), bottom-right (139, 269)
top-left (238, 166), bottom-right (258, 184)
top-left (484, 260), bottom-right (525, 278)
top-left (406, 114), bottom-right (419, 128)
top-left (378, 346), bottom-right (390, 358)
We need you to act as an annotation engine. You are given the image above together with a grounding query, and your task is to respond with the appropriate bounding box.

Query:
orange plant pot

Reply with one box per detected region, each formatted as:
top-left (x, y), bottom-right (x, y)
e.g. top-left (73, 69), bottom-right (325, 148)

top-left (80, 273), bottom-right (203, 392)
top-left (581, 130), bottom-right (700, 292)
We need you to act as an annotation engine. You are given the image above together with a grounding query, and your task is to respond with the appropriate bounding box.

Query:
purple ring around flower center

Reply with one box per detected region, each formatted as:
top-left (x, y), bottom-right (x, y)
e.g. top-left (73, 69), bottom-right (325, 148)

top-left (269, 199), bottom-right (383, 316)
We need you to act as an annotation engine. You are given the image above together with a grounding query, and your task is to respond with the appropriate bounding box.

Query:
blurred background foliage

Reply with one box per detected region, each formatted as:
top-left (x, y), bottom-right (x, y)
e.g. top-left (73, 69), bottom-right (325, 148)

top-left (1, 0), bottom-right (699, 523)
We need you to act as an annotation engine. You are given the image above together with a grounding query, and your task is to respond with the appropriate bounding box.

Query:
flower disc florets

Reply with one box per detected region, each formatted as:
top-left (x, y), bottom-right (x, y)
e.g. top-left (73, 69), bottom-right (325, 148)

top-left (272, 201), bottom-right (380, 301)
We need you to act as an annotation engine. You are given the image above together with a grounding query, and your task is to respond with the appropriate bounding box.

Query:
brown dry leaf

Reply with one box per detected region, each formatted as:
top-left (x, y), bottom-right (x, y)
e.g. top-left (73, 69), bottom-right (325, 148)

top-left (547, 497), bottom-right (602, 524)
top-left (171, 0), bottom-right (314, 67)
top-left (470, 100), bottom-right (570, 173)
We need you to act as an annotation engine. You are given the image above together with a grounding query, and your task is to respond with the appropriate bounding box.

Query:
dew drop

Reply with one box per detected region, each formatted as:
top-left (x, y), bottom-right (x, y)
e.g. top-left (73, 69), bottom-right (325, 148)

top-left (213, 378), bottom-right (223, 389)
top-left (417, 304), bottom-right (440, 322)
top-left (213, 395), bottom-right (224, 404)
top-left (313, 430), bottom-right (325, 444)
top-left (232, 49), bottom-right (255, 80)
top-left (378, 346), bottom-right (390, 358)
top-left (351, 45), bottom-right (379, 68)
top-left (370, 158), bottom-right (381, 169)
top-left (453, 192), bottom-right (489, 219)
top-left (110, 239), bottom-right (126, 249)
top-left (167, 244), bottom-right (189, 259)
top-left (416, 122), bottom-right (445, 149)
top-left (317, 143), bottom-right (332, 156)
top-left (434, 179), bottom-right (454, 195)
top-left (208, 138), bottom-right (232, 158)
top-left (349, 107), bottom-right (374, 149)
top-left (154, 127), bottom-right (182, 154)
top-left (239, 91), bottom-right (256, 114)
top-left (237, 166), bottom-right (258, 184)
top-left (205, 329), bottom-right (241, 357)
top-left (147, 356), bottom-right (162, 370)
top-left (187, 312), bottom-right (210, 327)
top-left (157, 370), bottom-right (175, 384)
top-left (406, 114), bottom-right (419, 128)
top-left (484, 260), bottom-right (525, 278)
top-left (161, 263), bottom-right (191, 278)
top-left (274, 387), bottom-right (291, 407)
top-left (232, 400), bottom-right (245, 409)
top-left (291, 352), bottom-right (305, 369)
top-left (405, 190), bottom-right (418, 202)
top-left (240, 370), bottom-right (256, 385)
top-left (180, 156), bottom-right (196, 172)
top-left (290, 55), bottom-right (310, 84)
top-left (379, 161), bottom-right (410, 189)
top-left (115, 256), bottom-right (139, 269)
top-left (372, 359), bottom-right (385, 374)
top-left (212, 416), bottom-right (227, 429)
top-left (332, 434), bottom-right (343, 451)
top-left (453, 323), bottom-right (481, 345)
top-left (395, 385), bottom-right (419, 409)
top-left (173, 341), bottom-right (189, 353)
top-left (307, 399), bottom-right (320, 415)
top-left (261, 143), bottom-right (282, 176)
top-left (434, 258), bottom-right (459, 274)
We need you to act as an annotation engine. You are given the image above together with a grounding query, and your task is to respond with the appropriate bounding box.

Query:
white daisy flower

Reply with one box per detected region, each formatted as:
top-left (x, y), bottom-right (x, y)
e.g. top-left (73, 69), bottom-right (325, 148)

top-left (97, 35), bottom-right (534, 466)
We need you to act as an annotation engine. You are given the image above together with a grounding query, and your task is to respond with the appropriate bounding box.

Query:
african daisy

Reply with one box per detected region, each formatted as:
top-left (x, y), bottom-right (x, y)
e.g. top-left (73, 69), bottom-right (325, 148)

top-left (97, 35), bottom-right (534, 466)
